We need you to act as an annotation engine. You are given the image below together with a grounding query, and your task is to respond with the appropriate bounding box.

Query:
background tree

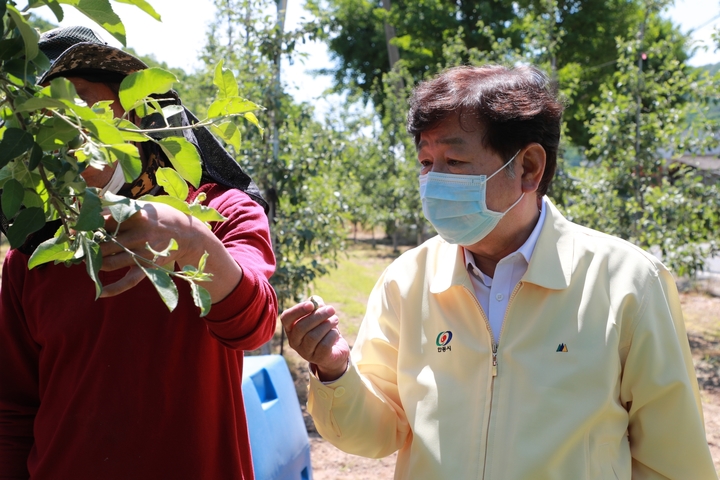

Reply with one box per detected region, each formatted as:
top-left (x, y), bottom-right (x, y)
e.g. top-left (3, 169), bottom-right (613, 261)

top-left (561, 1), bottom-right (720, 277)
top-left (182, 0), bottom-right (359, 308)
top-left (304, 0), bottom-right (690, 149)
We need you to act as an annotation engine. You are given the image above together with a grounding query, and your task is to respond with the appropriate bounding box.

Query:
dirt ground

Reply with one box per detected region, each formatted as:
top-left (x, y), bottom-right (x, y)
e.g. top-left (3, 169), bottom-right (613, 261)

top-left (682, 287), bottom-right (720, 472)
top-left (295, 286), bottom-right (720, 479)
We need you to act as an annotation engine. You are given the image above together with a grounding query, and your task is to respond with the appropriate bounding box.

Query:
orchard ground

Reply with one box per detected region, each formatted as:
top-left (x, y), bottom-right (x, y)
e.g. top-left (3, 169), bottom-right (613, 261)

top-left (265, 242), bottom-right (720, 479)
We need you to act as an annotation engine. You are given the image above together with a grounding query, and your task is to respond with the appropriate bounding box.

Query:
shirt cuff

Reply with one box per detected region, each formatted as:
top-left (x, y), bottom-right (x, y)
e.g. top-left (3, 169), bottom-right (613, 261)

top-left (309, 359), bottom-right (350, 385)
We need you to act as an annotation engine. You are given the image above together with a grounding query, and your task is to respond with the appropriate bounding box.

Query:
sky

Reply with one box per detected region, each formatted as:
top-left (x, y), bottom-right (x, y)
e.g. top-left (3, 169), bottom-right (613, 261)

top-left (28, 0), bottom-right (720, 112)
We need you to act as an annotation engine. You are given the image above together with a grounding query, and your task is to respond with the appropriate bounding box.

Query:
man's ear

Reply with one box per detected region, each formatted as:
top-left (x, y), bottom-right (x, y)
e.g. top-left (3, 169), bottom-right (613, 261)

top-left (519, 143), bottom-right (546, 194)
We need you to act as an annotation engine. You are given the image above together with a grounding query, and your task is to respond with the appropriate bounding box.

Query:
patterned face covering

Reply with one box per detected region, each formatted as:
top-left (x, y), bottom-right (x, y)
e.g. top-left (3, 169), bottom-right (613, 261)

top-left (120, 141), bottom-right (168, 198)
top-left (115, 108), bottom-right (176, 199)
top-left (419, 150), bottom-right (523, 246)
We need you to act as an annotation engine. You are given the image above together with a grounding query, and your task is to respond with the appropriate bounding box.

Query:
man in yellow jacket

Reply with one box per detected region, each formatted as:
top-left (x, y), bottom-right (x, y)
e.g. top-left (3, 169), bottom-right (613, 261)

top-left (280, 64), bottom-right (717, 479)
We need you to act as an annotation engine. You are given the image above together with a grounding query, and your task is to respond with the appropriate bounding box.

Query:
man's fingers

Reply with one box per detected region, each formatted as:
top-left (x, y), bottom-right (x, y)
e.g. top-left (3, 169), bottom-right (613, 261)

top-left (279, 298), bottom-right (346, 366)
top-left (279, 296), bottom-right (327, 330)
top-left (279, 301), bottom-right (316, 330)
top-left (100, 246), bottom-right (158, 271)
top-left (102, 210), bottom-right (119, 233)
top-left (313, 328), bottom-right (344, 360)
top-left (99, 266), bottom-right (145, 298)
top-left (99, 249), bottom-right (131, 271)
top-left (286, 306), bottom-right (336, 340)
top-left (296, 314), bottom-right (340, 352)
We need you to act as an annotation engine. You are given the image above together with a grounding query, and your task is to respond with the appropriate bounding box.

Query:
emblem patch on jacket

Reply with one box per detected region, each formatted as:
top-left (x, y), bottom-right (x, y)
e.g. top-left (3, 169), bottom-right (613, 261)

top-left (556, 343), bottom-right (568, 352)
top-left (436, 331), bottom-right (453, 353)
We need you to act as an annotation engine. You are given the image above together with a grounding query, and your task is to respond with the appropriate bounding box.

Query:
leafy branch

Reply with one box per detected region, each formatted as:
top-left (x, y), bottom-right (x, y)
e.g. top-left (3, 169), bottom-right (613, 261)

top-left (0, 4), bottom-right (264, 315)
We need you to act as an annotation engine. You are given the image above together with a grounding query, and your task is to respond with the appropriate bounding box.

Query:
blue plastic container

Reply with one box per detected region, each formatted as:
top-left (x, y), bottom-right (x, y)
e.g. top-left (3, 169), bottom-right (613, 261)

top-left (242, 355), bottom-right (313, 480)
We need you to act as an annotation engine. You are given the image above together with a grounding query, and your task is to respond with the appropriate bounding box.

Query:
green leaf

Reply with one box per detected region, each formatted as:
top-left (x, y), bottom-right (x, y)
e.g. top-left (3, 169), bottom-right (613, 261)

top-left (118, 68), bottom-right (177, 112)
top-left (49, 77), bottom-right (75, 100)
top-left (0, 128), bottom-right (34, 168)
top-left (213, 60), bottom-right (238, 99)
top-left (243, 112), bottom-right (263, 134)
top-left (137, 98), bottom-right (163, 118)
top-left (39, 155), bottom-right (62, 174)
top-left (14, 96), bottom-right (67, 112)
top-left (89, 100), bottom-right (116, 119)
top-left (112, 0), bottom-right (161, 20)
top-left (190, 282), bottom-right (212, 317)
top-left (207, 97), bottom-right (261, 119)
top-left (137, 263), bottom-right (178, 311)
top-left (57, 0), bottom-right (126, 46)
top-left (36, 117), bottom-right (78, 150)
top-left (28, 144), bottom-right (43, 170)
top-left (74, 189), bottom-right (104, 231)
top-left (138, 194), bottom-right (191, 214)
top-left (197, 251), bottom-right (208, 272)
top-left (115, 119), bottom-right (150, 142)
top-left (7, 5), bottom-right (39, 61)
top-left (108, 144), bottom-right (142, 182)
top-left (84, 119), bottom-right (126, 145)
top-left (6, 207), bottom-right (45, 249)
top-left (2, 178), bottom-right (24, 218)
top-left (103, 192), bottom-right (142, 224)
top-left (0, 167), bottom-right (12, 188)
top-left (75, 143), bottom-right (105, 169)
top-left (155, 167), bottom-right (189, 200)
top-left (23, 189), bottom-right (44, 209)
top-left (31, 50), bottom-right (51, 73)
top-left (28, 236), bottom-right (75, 269)
top-left (3, 59), bottom-right (34, 84)
top-left (210, 121), bottom-right (241, 152)
top-left (0, 37), bottom-right (24, 61)
top-left (146, 238), bottom-right (177, 258)
top-left (35, 0), bottom-right (65, 21)
top-left (188, 203), bottom-right (226, 223)
top-left (60, 99), bottom-right (98, 120)
top-left (140, 193), bottom-right (224, 224)
top-left (0, 2), bottom-right (5, 27)
top-left (80, 234), bottom-right (103, 298)
top-left (158, 137), bottom-right (202, 188)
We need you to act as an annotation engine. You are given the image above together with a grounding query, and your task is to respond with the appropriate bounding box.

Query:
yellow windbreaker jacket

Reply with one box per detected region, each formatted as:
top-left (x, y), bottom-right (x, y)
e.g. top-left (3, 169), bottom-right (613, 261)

top-left (308, 199), bottom-right (716, 480)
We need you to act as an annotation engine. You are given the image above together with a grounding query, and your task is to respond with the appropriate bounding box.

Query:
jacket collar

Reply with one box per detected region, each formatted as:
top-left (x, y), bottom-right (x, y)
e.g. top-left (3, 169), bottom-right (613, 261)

top-left (430, 197), bottom-right (573, 294)
top-left (522, 198), bottom-right (573, 290)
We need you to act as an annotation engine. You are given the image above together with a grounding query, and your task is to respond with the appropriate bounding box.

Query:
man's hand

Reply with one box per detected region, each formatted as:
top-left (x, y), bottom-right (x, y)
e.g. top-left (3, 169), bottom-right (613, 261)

top-left (280, 296), bottom-right (350, 382)
top-left (98, 201), bottom-right (243, 303)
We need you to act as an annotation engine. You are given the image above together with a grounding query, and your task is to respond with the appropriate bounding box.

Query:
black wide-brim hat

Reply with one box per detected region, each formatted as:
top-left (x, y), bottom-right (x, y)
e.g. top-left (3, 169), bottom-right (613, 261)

top-left (38, 26), bottom-right (148, 85)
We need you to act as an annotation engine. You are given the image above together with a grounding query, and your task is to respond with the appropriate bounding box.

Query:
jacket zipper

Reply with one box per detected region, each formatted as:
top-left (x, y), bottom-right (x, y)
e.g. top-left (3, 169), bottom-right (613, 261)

top-left (461, 286), bottom-right (496, 480)
top-left (479, 281), bottom-right (524, 480)
top-left (492, 343), bottom-right (498, 377)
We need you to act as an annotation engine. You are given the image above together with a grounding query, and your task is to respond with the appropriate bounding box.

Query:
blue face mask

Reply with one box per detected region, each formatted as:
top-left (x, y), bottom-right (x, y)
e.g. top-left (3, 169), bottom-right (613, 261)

top-left (419, 151), bottom-right (524, 246)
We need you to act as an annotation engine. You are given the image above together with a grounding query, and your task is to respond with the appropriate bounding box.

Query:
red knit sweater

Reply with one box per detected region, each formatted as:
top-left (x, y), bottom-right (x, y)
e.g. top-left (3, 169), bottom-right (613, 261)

top-left (0, 184), bottom-right (277, 480)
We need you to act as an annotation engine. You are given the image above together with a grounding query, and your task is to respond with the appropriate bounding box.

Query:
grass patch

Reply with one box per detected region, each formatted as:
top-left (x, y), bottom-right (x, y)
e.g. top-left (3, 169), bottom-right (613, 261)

top-left (310, 242), bottom-right (409, 342)
top-left (681, 292), bottom-right (720, 339)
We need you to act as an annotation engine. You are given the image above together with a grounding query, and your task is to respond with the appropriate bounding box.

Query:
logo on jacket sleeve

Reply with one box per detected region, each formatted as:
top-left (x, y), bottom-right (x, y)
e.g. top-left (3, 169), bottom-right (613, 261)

top-left (556, 343), bottom-right (568, 352)
top-left (436, 331), bottom-right (453, 353)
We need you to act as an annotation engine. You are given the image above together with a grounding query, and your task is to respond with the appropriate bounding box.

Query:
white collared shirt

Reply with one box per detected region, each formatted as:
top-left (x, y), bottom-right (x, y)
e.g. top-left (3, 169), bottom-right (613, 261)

top-left (464, 198), bottom-right (547, 344)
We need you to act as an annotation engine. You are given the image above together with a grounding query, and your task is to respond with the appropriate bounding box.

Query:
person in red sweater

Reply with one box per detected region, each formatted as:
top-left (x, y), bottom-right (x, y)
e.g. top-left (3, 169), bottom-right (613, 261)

top-left (0, 26), bottom-right (278, 480)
